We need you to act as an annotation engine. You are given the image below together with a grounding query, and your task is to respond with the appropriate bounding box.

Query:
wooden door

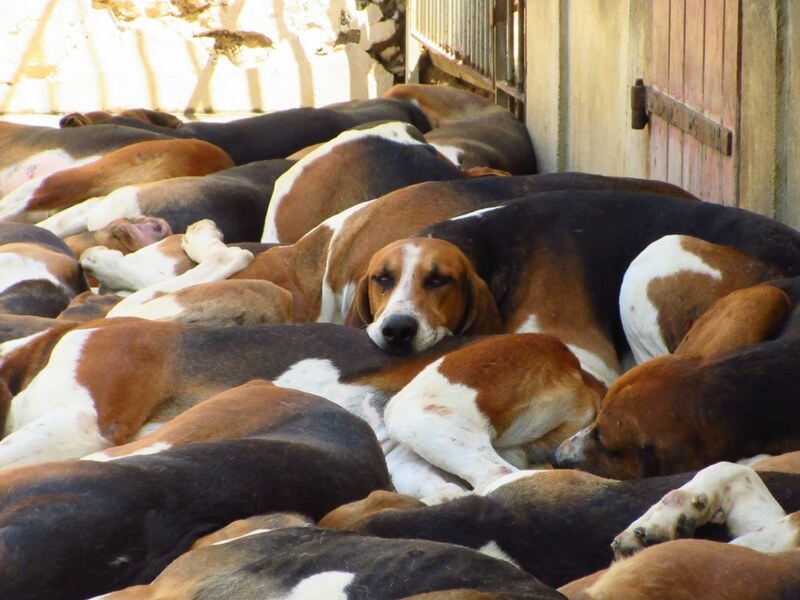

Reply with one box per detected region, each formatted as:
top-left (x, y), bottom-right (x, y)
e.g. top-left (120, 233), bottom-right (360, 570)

top-left (648, 0), bottom-right (740, 205)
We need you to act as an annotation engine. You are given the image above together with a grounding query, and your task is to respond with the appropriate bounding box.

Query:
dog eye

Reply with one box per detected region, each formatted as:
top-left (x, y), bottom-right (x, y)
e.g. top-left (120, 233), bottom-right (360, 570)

top-left (424, 275), bottom-right (452, 289)
top-left (372, 274), bottom-right (394, 289)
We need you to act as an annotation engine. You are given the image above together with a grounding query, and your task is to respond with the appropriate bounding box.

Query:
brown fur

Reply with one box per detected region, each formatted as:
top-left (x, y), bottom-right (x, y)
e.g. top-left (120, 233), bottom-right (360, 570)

top-left (319, 489), bottom-right (425, 531)
top-left (648, 237), bottom-right (785, 352)
top-left (26, 138), bottom-right (234, 211)
top-left (64, 216), bottom-right (172, 258)
top-left (59, 109), bottom-right (183, 129)
top-left (675, 284), bottom-right (791, 356)
top-left (571, 540), bottom-right (800, 600)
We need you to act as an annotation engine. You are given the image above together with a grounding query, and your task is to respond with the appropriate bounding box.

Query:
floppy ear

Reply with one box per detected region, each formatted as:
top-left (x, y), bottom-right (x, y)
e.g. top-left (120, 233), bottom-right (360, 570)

top-left (458, 269), bottom-right (502, 334)
top-left (345, 275), bottom-right (374, 327)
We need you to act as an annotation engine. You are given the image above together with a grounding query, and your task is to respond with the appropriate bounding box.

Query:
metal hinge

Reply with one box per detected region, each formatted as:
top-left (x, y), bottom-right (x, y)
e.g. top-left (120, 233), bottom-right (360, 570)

top-left (630, 78), bottom-right (733, 156)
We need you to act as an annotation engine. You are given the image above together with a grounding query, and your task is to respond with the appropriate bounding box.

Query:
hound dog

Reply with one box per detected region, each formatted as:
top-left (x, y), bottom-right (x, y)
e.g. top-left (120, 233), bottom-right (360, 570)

top-left (384, 82), bottom-right (538, 174)
top-left (619, 234), bottom-right (786, 364)
top-left (560, 462), bottom-right (800, 599)
top-left (60, 97), bottom-right (432, 165)
top-left (235, 172), bottom-right (695, 322)
top-left (0, 119), bottom-right (166, 199)
top-left (59, 107), bottom-right (184, 130)
top-left (261, 120), bottom-right (465, 244)
top-left (319, 466), bottom-right (800, 589)
top-left (553, 277), bottom-right (800, 478)
top-left (0, 318), bottom-right (603, 502)
top-left (0, 222), bottom-right (88, 317)
top-left (1, 138), bottom-right (234, 223)
top-left (82, 330), bottom-right (601, 501)
top-left (99, 527), bottom-right (563, 600)
top-left (0, 380), bottom-right (391, 600)
top-left (348, 191), bottom-right (800, 386)
top-left (63, 216), bottom-right (173, 260)
top-left (38, 158), bottom-right (294, 242)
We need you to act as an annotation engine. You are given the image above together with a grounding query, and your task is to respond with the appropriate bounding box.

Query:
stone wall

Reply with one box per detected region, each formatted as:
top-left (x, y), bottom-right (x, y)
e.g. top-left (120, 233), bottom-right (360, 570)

top-left (0, 0), bottom-right (404, 115)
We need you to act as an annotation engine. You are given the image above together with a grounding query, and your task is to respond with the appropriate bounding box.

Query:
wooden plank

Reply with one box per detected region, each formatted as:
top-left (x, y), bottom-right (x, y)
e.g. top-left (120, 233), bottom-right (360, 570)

top-left (650, 0), bottom-right (671, 182)
top-left (683, 0), bottom-right (705, 199)
top-left (721, 0), bottom-right (740, 207)
top-left (703, 0), bottom-right (725, 204)
top-left (667, 0), bottom-right (686, 186)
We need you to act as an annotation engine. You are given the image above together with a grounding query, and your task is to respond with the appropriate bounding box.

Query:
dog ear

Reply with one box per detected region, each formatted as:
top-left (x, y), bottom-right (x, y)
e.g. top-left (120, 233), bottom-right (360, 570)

top-left (345, 275), bottom-right (374, 327)
top-left (459, 268), bottom-right (502, 334)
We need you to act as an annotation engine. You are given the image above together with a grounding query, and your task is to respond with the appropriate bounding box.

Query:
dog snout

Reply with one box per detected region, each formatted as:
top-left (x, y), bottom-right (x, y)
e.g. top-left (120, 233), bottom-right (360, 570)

top-left (551, 427), bottom-right (591, 468)
top-left (381, 314), bottom-right (419, 353)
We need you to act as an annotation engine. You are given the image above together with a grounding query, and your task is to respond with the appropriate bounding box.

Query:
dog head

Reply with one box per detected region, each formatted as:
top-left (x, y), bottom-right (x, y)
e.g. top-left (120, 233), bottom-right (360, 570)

top-left (346, 237), bottom-right (501, 354)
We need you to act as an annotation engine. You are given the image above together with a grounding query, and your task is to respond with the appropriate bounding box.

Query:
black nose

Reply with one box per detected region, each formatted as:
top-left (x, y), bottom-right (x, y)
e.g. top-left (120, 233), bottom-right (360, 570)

top-left (381, 315), bottom-right (419, 352)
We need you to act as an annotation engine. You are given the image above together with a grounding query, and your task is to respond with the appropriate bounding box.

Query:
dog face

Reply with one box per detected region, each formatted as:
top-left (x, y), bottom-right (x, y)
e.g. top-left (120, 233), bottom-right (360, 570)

top-left (347, 238), bottom-right (501, 354)
top-left (552, 355), bottom-right (710, 479)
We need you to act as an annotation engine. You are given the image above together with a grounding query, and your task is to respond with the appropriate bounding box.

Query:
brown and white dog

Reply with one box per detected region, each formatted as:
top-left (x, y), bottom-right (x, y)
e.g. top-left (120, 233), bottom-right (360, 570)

top-left (349, 191), bottom-right (800, 386)
top-left (319, 466), bottom-right (800, 589)
top-left (99, 526), bottom-right (562, 600)
top-left (0, 222), bottom-right (88, 317)
top-left (554, 276), bottom-right (800, 478)
top-left (261, 120), bottom-right (465, 244)
top-left (38, 158), bottom-right (294, 242)
top-left (0, 379), bottom-right (392, 600)
top-left (236, 172), bottom-right (695, 323)
top-left (0, 138), bottom-right (234, 223)
top-left (0, 119), bottom-right (166, 199)
top-left (0, 318), bottom-right (600, 503)
top-left (59, 96), bottom-right (432, 165)
top-left (619, 234), bottom-right (786, 364)
top-left (384, 83), bottom-right (538, 175)
top-left (559, 462), bottom-right (800, 600)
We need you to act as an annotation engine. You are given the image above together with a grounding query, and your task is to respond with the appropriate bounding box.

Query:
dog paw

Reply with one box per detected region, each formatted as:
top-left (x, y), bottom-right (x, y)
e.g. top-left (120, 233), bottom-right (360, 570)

top-left (421, 484), bottom-right (471, 506)
top-left (612, 489), bottom-right (715, 560)
top-left (181, 219), bottom-right (224, 263)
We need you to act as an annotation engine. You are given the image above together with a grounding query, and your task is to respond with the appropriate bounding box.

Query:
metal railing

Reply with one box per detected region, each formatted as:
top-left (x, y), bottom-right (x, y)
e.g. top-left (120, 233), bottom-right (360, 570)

top-left (409, 0), bottom-right (525, 117)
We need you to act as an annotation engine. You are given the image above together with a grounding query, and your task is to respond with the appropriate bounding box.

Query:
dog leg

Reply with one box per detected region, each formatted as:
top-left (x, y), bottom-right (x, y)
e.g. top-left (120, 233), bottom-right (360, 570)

top-left (385, 443), bottom-right (469, 504)
top-left (385, 359), bottom-right (519, 494)
top-left (36, 196), bottom-right (104, 237)
top-left (85, 185), bottom-right (144, 231)
top-left (730, 511), bottom-right (800, 552)
top-left (0, 406), bottom-right (111, 469)
top-left (106, 245), bottom-right (254, 318)
top-left (81, 246), bottom-right (163, 292)
top-left (612, 462), bottom-right (786, 559)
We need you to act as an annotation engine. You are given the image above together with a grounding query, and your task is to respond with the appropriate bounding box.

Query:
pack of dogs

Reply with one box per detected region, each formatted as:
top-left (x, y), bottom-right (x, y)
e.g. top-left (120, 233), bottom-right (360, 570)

top-left (1, 83), bottom-right (800, 599)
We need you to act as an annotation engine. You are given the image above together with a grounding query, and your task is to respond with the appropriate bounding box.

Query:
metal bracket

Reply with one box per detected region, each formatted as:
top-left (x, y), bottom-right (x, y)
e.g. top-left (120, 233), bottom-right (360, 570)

top-left (631, 78), bottom-right (733, 156)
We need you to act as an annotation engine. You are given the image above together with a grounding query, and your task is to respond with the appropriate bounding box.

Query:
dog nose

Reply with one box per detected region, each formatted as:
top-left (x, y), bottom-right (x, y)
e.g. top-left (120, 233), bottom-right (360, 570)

top-left (381, 315), bottom-right (419, 351)
top-left (551, 444), bottom-right (576, 469)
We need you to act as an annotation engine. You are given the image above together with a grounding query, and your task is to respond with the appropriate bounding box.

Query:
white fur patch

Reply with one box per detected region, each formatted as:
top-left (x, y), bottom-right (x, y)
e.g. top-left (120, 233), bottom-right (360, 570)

top-left (36, 196), bottom-right (105, 237)
top-left (272, 358), bottom-right (379, 432)
top-left (448, 205), bottom-right (503, 221)
top-left (86, 185), bottom-right (143, 231)
top-left (284, 571), bottom-right (355, 600)
top-left (478, 541), bottom-right (521, 568)
top-left (0, 328), bottom-right (110, 467)
top-left (430, 143), bottom-right (463, 167)
top-left (83, 441), bottom-right (172, 462)
top-left (0, 252), bottom-right (64, 294)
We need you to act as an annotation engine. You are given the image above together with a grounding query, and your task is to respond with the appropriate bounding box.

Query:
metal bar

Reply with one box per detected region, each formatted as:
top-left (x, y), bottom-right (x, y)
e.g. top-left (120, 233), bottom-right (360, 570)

top-left (631, 81), bottom-right (733, 156)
